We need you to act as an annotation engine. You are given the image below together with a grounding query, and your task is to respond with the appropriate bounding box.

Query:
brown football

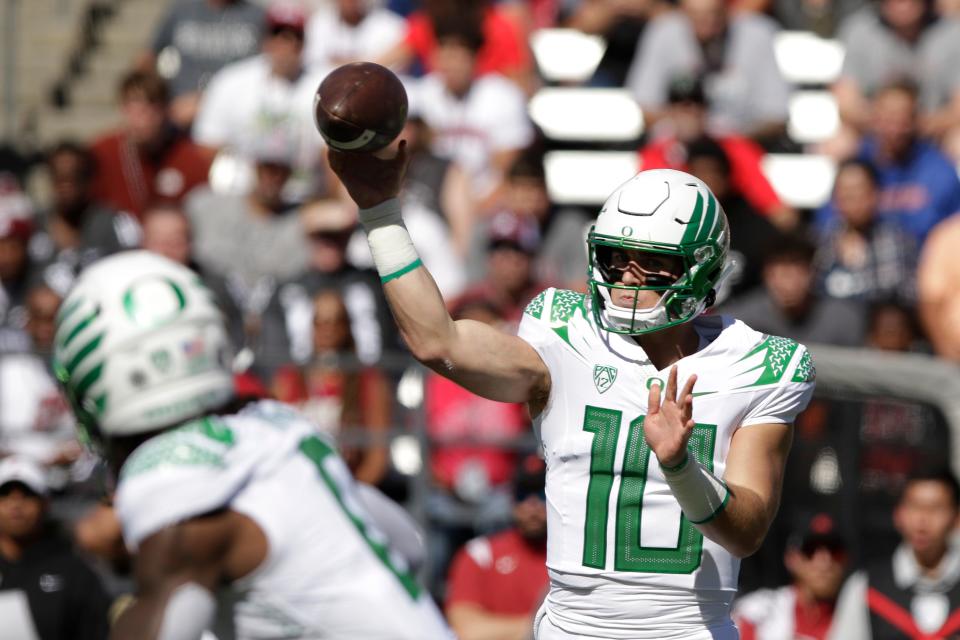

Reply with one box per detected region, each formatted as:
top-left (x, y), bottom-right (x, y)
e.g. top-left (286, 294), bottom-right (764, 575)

top-left (313, 62), bottom-right (408, 153)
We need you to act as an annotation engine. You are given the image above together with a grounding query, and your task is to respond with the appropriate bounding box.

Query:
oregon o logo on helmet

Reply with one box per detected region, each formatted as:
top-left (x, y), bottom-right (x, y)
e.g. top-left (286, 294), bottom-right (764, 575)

top-left (621, 226), bottom-right (634, 236)
top-left (122, 277), bottom-right (187, 327)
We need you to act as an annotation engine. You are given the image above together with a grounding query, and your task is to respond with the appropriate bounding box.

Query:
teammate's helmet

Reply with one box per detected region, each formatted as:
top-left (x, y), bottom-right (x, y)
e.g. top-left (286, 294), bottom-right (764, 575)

top-left (587, 169), bottom-right (731, 335)
top-left (52, 251), bottom-right (234, 451)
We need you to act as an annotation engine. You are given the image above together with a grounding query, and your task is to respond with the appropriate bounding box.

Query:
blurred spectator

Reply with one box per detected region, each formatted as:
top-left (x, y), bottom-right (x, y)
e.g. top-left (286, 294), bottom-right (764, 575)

top-left (303, 0), bottom-right (406, 71)
top-left (459, 211), bottom-right (549, 328)
top-left (407, 14), bottom-right (534, 203)
top-left (0, 284), bottom-right (87, 490)
top-left (683, 135), bottom-right (782, 297)
top-left (0, 182), bottom-right (35, 341)
top-left (829, 469), bottom-right (960, 639)
top-left (626, 0), bottom-right (789, 140)
top-left (832, 0), bottom-right (960, 147)
top-left (0, 457), bottom-right (110, 640)
top-left (143, 0), bottom-right (266, 128)
top-left (444, 454), bottom-right (548, 640)
top-left (140, 204), bottom-right (245, 348)
top-left (917, 213), bottom-right (960, 361)
top-left (767, 0), bottom-right (865, 37)
top-left (186, 133), bottom-right (309, 315)
top-left (401, 116), bottom-right (475, 257)
top-left (639, 75), bottom-right (796, 229)
top-left (481, 152), bottom-right (589, 292)
top-left (735, 513), bottom-right (849, 640)
top-left (424, 301), bottom-right (530, 591)
top-left (866, 300), bottom-right (924, 352)
top-left (564, 0), bottom-right (668, 87)
top-left (257, 199), bottom-right (397, 374)
top-left (380, 0), bottom-right (532, 85)
top-left (192, 3), bottom-right (328, 203)
top-left (813, 159), bottom-right (917, 305)
top-left (272, 288), bottom-right (390, 485)
top-left (720, 234), bottom-right (868, 346)
top-left (30, 142), bottom-right (139, 283)
top-left (90, 70), bottom-right (212, 219)
top-left (816, 80), bottom-right (960, 245)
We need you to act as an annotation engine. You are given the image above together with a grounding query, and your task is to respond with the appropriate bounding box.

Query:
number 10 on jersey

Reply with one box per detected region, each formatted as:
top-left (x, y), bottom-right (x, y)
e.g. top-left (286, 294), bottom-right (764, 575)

top-left (582, 405), bottom-right (717, 574)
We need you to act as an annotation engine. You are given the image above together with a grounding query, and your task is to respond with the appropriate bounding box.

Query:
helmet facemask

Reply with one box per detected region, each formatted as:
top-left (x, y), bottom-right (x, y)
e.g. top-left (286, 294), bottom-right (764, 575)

top-left (587, 229), bottom-right (729, 335)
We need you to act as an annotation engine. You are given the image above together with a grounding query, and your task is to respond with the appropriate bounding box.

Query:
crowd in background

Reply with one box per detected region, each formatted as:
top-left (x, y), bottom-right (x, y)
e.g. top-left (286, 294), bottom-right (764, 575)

top-left (3, 0), bottom-right (960, 638)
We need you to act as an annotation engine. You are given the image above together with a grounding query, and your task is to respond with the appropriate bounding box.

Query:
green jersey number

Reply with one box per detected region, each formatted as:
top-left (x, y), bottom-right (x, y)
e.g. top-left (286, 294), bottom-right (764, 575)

top-left (582, 405), bottom-right (717, 574)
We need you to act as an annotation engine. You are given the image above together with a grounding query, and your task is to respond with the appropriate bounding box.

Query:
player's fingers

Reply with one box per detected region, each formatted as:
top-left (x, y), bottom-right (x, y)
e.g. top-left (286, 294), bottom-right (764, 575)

top-left (647, 380), bottom-right (662, 415)
top-left (680, 373), bottom-right (697, 400)
top-left (681, 390), bottom-right (695, 424)
top-left (665, 366), bottom-right (679, 403)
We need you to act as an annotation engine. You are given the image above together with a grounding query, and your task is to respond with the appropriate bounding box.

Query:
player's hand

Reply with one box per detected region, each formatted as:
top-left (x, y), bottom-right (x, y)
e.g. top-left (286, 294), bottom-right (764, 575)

top-left (643, 366), bottom-right (697, 469)
top-left (327, 140), bottom-right (410, 210)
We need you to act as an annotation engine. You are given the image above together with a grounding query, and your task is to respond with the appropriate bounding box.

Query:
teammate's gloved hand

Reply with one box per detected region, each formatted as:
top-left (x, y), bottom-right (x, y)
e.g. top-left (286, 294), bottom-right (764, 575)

top-left (643, 365), bottom-right (698, 469)
top-left (327, 140), bottom-right (410, 210)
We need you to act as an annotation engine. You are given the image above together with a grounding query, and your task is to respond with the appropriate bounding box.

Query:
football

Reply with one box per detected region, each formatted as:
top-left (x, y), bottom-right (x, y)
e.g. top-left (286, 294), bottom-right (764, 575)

top-left (313, 62), bottom-right (408, 153)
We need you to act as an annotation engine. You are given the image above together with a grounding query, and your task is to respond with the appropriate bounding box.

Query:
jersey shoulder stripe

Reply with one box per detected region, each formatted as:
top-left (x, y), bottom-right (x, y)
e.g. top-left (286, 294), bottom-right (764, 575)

top-left (522, 288), bottom-right (591, 358)
top-left (524, 288), bottom-right (587, 324)
top-left (121, 416), bottom-right (236, 481)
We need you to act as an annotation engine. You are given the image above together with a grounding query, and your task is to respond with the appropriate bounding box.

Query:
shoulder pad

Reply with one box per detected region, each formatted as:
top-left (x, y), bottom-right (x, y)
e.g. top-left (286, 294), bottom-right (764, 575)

top-left (729, 335), bottom-right (814, 389)
top-left (120, 417), bottom-right (235, 482)
top-left (524, 288), bottom-right (587, 325)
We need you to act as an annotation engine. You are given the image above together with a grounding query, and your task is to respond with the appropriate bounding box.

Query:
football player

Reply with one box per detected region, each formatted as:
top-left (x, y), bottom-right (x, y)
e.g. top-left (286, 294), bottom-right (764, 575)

top-left (52, 251), bottom-right (452, 640)
top-left (328, 145), bottom-right (816, 639)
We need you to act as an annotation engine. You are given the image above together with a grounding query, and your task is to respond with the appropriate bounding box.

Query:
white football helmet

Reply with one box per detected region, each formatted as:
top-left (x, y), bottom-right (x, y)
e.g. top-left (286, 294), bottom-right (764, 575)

top-left (587, 169), bottom-right (732, 335)
top-left (52, 251), bottom-right (234, 450)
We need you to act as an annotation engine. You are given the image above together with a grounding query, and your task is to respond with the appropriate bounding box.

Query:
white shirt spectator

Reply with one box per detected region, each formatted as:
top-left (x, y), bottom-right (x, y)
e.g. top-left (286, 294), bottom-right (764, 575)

top-left (193, 55), bottom-right (329, 201)
top-left (626, 9), bottom-right (789, 135)
top-left (303, 4), bottom-right (405, 71)
top-left (407, 73), bottom-right (534, 198)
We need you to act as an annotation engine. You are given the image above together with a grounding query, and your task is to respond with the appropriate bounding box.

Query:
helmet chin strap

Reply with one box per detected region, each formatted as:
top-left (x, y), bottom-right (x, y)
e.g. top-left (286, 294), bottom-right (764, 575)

top-left (600, 288), bottom-right (671, 333)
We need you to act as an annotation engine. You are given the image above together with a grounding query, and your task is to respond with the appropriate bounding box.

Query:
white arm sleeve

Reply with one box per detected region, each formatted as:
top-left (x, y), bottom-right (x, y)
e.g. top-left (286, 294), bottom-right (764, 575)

top-left (157, 583), bottom-right (216, 640)
top-left (827, 571), bottom-right (871, 640)
top-left (355, 483), bottom-right (426, 571)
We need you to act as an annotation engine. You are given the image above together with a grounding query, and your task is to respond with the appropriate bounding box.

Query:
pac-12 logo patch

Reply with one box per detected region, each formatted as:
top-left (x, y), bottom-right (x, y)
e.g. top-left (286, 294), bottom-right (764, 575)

top-left (593, 365), bottom-right (618, 394)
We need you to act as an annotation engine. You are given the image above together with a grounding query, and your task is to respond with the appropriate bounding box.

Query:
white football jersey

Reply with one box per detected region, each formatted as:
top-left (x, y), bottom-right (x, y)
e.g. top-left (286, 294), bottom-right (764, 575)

top-left (115, 400), bottom-right (451, 640)
top-left (518, 288), bottom-right (815, 639)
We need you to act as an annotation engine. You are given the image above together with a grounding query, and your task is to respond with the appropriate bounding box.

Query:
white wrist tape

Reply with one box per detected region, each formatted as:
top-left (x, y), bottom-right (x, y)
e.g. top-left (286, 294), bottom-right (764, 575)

top-left (358, 198), bottom-right (422, 283)
top-left (661, 454), bottom-right (730, 524)
top-left (157, 582), bottom-right (216, 640)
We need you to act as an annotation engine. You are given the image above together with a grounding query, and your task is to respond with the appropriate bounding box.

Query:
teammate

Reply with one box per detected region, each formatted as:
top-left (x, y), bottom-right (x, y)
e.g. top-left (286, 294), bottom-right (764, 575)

top-left (51, 250), bottom-right (451, 640)
top-left (328, 146), bottom-right (816, 639)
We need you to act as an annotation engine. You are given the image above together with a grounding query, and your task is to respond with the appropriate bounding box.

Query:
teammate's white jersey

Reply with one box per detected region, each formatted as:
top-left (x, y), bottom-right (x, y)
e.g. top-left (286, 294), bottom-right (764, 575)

top-left (114, 400), bottom-right (451, 640)
top-left (518, 288), bottom-right (815, 639)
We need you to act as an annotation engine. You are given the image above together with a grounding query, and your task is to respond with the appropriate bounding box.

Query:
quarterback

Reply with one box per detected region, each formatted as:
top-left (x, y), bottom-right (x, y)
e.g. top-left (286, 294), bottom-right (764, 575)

top-left (51, 251), bottom-right (452, 640)
top-left (329, 146), bottom-right (815, 639)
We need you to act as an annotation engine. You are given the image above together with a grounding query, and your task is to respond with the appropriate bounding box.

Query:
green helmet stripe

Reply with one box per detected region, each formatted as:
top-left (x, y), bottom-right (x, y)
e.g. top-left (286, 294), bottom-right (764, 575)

top-left (681, 192), bottom-right (705, 245)
top-left (65, 333), bottom-right (105, 376)
top-left (58, 309), bottom-right (101, 349)
top-left (697, 192), bottom-right (718, 244)
top-left (92, 393), bottom-right (107, 417)
top-left (56, 299), bottom-right (84, 326)
top-left (74, 362), bottom-right (104, 400)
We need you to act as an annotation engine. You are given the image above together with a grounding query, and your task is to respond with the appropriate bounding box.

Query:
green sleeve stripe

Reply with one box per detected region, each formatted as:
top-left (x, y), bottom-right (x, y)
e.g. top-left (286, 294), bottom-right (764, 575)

top-left (380, 259), bottom-right (423, 284)
top-left (688, 483), bottom-right (731, 525)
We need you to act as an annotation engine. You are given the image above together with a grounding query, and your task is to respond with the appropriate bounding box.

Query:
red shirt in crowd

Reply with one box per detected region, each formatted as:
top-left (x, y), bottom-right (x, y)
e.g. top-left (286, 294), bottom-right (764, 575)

top-left (425, 374), bottom-right (528, 489)
top-left (405, 7), bottom-right (530, 77)
top-left (90, 130), bottom-right (211, 218)
top-left (446, 529), bottom-right (548, 616)
top-left (639, 135), bottom-right (783, 217)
